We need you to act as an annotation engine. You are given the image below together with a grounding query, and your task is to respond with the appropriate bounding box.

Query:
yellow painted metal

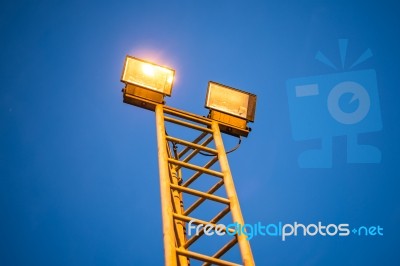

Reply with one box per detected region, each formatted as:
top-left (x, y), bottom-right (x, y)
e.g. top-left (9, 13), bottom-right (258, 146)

top-left (209, 110), bottom-right (248, 129)
top-left (163, 105), bottom-right (212, 126)
top-left (211, 121), bottom-right (255, 266)
top-left (153, 105), bottom-right (254, 266)
top-left (167, 158), bottom-right (224, 178)
top-left (155, 104), bottom-right (177, 266)
top-left (184, 206), bottom-right (231, 249)
top-left (125, 84), bottom-right (165, 104)
top-left (170, 184), bottom-right (230, 205)
top-left (209, 110), bottom-right (250, 137)
top-left (176, 249), bottom-right (241, 266)
top-left (172, 213), bottom-right (236, 234)
top-left (182, 157), bottom-right (219, 187)
top-left (170, 167), bottom-right (188, 266)
top-left (177, 132), bottom-right (209, 160)
top-left (165, 116), bottom-right (214, 134)
top-left (204, 237), bottom-right (239, 266)
top-left (122, 57), bottom-right (256, 265)
top-left (184, 179), bottom-right (225, 216)
top-left (178, 135), bottom-right (214, 166)
top-left (166, 136), bottom-right (218, 155)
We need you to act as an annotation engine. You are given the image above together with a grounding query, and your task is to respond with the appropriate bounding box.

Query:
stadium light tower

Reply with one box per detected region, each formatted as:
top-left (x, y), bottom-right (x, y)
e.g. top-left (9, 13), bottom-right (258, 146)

top-left (120, 55), bottom-right (257, 266)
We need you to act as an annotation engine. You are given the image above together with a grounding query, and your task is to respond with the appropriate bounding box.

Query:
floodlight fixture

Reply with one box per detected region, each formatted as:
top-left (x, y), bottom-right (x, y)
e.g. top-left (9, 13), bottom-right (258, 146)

top-left (121, 56), bottom-right (175, 110)
top-left (205, 81), bottom-right (257, 137)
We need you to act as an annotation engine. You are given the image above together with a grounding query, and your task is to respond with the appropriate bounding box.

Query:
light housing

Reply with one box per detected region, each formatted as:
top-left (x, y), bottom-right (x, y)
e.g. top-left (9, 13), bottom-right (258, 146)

top-left (205, 81), bottom-right (257, 137)
top-left (121, 56), bottom-right (175, 110)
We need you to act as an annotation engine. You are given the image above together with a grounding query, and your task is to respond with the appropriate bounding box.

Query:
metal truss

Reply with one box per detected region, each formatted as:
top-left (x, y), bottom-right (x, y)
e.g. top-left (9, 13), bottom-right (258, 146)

top-left (155, 104), bottom-right (255, 266)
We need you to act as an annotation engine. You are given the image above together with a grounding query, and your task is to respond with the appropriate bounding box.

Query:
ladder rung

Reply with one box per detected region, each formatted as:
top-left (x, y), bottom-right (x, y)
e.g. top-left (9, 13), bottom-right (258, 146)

top-left (164, 116), bottom-right (214, 133)
top-left (170, 184), bottom-right (230, 205)
top-left (176, 249), bottom-right (241, 266)
top-left (184, 179), bottom-right (225, 215)
top-left (163, 106), bottom-right (212, 126)
top-left (184, 206), bottom-right (231, 249)
top-left (166, 136), bottom-right (217, 155)
top-left (168, 158), bottom-right (223, 178)
top-left (178, 132), bottom-right (209, 159)
top-left (182, 157), bottom-right (219, 187)
top-left (173, 213), bottom-right (236, 234)
top-left (203, 237), bottom-right (238, 266)
top-left (179, 134), bottom-right (214, 168)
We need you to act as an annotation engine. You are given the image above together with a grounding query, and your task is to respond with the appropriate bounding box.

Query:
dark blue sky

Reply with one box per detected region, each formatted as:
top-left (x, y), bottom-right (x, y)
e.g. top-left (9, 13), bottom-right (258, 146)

top-left (1, 1), bottom-right (399, 265)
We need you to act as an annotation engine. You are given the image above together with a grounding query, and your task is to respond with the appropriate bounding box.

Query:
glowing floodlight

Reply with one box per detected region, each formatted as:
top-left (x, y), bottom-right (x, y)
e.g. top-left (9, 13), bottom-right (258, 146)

top-left (121, 56), bottom-right (175, 110)
top-left (205, 81), bottom-right (257, 137)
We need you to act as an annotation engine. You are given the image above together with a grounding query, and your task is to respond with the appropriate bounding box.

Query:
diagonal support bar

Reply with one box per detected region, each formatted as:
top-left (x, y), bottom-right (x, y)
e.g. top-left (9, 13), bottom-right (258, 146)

top-left (170, 184), bottom-right (230, 205)
top-left (166, 135), bottom-right (218, 155)
top-left (184, 205), bottom-right (231, 249)
top-left (203, 237), bottom-right (239, 266)
top-left (179, 134), bottom-right (214, 166)
top-left (178, 132), bottom-right (209, 159)
top-left (168, 158), bottom-right (223, 178)
top-left (182, 157), bottom-right (219, 187)
top-left (184, 179), bottom-right (225, 216)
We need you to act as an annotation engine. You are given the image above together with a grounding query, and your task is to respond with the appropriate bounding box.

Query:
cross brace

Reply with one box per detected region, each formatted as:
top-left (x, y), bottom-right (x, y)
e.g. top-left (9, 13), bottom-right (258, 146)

top-left (155, 104), bottom-right (255, 266)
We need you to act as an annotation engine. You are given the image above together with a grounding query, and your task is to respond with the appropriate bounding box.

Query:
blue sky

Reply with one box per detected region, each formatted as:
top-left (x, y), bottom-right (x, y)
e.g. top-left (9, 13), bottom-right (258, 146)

top-left (1, 1), bottom-right (399, 265)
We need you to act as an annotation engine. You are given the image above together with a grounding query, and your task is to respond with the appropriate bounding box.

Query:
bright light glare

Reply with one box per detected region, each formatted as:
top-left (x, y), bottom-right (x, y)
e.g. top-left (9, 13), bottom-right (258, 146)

top-left (121, 56), bottom-right (175, 96)
top-left (142, 63), bottom-right (155, 76)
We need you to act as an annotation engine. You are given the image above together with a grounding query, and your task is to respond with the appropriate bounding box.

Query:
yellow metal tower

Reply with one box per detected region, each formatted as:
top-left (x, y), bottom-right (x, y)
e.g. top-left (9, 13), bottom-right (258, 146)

top-left (120, 56), bottom-right (256, 265)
